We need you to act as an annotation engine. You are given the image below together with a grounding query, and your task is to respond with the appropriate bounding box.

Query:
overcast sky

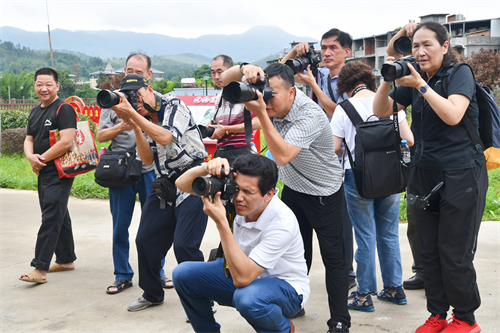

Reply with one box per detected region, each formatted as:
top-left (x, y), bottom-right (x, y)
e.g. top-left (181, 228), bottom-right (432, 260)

top-left (1, 0), bottom-right (499, 41)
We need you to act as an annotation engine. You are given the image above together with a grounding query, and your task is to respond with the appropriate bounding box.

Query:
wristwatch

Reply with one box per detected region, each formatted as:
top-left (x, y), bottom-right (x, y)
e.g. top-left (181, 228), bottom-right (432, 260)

top-left (419, 84), bottom-right (430, 96)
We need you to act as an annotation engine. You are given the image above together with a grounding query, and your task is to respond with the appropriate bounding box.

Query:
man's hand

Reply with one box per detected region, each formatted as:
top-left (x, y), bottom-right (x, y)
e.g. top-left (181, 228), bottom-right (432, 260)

top-left (208, 124), bottom-right (227, 140)
top-left (111, 93), bottom-right (135, 120)
top-left (294, 41), bottom-right (315, 56)
top-left (205, 157), bottom-right (230, 177)
top-left (241, 65), bottom-right (266, 84)
top-left (297, 65), bottom-right (316, 87)
top-left (243, 90), bottom-right (267, 119)
top-left (202, 192), bottom-right (227, 226)
top-left (27, 154), bottom-right (46, 176)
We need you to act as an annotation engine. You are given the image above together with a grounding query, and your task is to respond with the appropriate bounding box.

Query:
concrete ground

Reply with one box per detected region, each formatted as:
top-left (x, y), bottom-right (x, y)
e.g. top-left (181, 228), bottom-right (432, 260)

top-left (1, 188), bottom-right (499, 333)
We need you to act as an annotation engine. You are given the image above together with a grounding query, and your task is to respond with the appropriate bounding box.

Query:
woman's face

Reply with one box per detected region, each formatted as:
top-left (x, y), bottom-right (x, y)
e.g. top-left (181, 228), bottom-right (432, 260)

top-left (412, 28), bottom-right (449, 77)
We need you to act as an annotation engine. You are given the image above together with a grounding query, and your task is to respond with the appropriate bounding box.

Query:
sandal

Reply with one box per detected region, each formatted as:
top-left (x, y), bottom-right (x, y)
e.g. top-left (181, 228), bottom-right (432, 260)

top-left (19, 272), bottom-right (47, 284)
top-left (161, 275), bottom-right (174, 289)
top-left (106, 279), bottom-right (132, 294)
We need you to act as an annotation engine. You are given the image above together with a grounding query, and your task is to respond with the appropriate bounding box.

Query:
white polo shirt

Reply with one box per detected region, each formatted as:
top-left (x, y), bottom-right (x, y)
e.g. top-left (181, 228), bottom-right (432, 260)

top-left (233, 192), bottom-right (310, 306)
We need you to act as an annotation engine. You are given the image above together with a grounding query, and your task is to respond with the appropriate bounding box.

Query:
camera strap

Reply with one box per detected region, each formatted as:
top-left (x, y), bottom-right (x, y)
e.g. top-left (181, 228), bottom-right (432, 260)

top-left (214, 200), bottom-right (236, 278)
top-left (327, 74), bottom-right (337, 103)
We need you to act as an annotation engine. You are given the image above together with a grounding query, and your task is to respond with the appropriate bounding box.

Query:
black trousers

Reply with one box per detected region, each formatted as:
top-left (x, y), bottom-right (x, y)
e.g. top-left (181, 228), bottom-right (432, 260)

top-left (32, 171), bottom-right (76, 271)
top-left (409, 163), bottom-right (488, 325)
top-left (136, 191), bottom-right (208, 303)
top-left (282, 185), bottom-right (350, 328)
top-left (214, 146), bottom-right (252, 166)
top-left (341, 188), bottom-right (355, 280)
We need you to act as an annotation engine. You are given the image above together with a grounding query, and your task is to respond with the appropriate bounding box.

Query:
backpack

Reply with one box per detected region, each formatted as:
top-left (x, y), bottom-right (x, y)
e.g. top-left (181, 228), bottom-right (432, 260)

top-left (443, 63), bottom-right (500, 171)
top-left (339, 99), bottom-right (410, 199)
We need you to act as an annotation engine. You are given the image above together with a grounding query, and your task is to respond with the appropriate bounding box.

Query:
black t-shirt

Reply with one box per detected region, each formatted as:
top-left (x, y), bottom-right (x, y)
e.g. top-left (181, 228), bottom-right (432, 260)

top-left (390, 64), bottom-right (484, 170)
top-left (27, 98), bottom-right (77, 174)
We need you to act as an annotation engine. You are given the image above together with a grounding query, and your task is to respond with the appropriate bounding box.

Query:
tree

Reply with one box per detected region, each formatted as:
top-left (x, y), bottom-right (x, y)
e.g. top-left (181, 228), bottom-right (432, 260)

top-left (99, 73), bottom-right (125, 91)
top-left (192, 64), bottom-right (211, 79)
top-left (58, 70), bottom-right (76, 98)
top-left (75, 83), bottom-right (98, 98)
top-left (459, 48), bottom-right (500, 89)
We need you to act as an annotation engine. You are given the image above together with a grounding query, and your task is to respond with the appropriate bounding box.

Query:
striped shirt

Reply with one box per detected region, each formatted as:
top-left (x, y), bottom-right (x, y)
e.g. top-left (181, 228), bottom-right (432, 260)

top-left (213, 93), bottom-right (256, 148)
top-left (271, 89), bottom-right (343, 196)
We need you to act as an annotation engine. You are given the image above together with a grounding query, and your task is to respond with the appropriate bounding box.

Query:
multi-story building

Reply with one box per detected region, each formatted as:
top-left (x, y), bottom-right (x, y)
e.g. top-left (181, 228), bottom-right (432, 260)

top-left (347, 14), bottom-right (500, 77)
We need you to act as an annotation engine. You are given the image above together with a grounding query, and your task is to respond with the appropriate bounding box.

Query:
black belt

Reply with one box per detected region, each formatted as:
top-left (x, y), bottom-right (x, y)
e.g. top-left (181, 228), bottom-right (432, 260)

top-left (217, 145), bottom-right (250, 151)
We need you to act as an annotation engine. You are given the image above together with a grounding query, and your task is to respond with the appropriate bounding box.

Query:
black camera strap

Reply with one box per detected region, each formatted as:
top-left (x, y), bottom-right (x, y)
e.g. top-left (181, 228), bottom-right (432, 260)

top-left (214, 200), bottom-right (236, 278)
top-left (327, 74), bottom-right (337, 104)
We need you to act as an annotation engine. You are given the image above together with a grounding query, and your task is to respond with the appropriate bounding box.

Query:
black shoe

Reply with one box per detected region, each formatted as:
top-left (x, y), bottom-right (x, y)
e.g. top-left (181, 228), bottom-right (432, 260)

top-left (348, 278), bottom-right (357, 290)
top-left (403, 275), bottom-right (425, 290)
top-left (327, 321), bottom-right (349, 333)
top-left (290, 308), bottom-right (305, 318)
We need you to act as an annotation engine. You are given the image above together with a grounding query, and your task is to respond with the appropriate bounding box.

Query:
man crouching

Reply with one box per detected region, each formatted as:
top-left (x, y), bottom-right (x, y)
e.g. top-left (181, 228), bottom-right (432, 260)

top-left (175, 155), bottom-right (310, 333)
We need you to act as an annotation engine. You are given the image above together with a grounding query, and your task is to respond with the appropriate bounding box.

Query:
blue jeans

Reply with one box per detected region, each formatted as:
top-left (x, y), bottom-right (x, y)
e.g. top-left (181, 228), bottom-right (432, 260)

top-left (109, 170), bottom-right (155, 281)
top-left (344, 169), bottom-right (403, 295)
top-left (173, 258), bottom-right (303, 333)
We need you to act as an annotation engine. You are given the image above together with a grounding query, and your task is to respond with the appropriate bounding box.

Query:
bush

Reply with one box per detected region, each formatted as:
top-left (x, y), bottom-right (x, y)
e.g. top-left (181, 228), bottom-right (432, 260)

top-left (0, 109), bottom-right (29, 132)
top-left (1, 128), bottom-right (26, 155)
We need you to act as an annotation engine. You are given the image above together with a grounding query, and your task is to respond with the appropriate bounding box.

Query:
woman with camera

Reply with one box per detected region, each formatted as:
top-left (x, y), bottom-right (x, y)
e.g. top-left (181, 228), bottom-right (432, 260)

top-left (331, 61), bottom-right (413, 313)
top-left (373, 21), bottom-right (488, 333)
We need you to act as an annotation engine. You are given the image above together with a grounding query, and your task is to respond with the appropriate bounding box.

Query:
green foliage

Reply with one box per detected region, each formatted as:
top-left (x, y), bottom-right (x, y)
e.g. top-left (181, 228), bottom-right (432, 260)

top-left (0, 109), bottom-right (29, 132)
top-left (1, 128), bottom-right (27, 155)
top-left (0, 70), bottom-right (35, 100)
top-left (57, 70), bottom-right (76, 98)
top-left (192, 64), bottom-right (211, 80)
top-left (75, 84), bottom-right (98, 98)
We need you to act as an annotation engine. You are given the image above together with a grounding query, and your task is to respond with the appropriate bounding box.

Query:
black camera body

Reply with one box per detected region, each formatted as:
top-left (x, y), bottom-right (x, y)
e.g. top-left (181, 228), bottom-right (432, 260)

top-left (198, 120), bottom-right (225, 139)
top-left (381, 56), bottom-right (420, 81)
top-left (222, 75), bottom-right (274, 105)
top-left (96, 90), bottom-right (138, 110)
top-left (285, 46), bottom-right (321, 74)
top-left (192, 166), bottom-right (238, 201)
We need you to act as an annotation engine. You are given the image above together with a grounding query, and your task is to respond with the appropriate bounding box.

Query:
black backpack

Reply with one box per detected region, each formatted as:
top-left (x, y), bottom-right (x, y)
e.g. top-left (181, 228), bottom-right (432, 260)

top-left (442, 63), bottom-right (500, 171)
top-left (339, 99), bottom-right (410, 199)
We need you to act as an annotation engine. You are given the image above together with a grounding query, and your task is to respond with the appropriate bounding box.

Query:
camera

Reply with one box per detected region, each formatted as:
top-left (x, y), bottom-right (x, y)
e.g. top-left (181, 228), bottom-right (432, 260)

top-left (198, 120), bottom-right (224, 139)
top-left (192, 166), bottom-right (239, 201)
top-left (393, 36), bottom-right (412, 55)
top-left (222, 75), bottom-right (274, 104)
top-left (285, 46), bottom-right (321, 74)
top-left (381, 56), bottom-right (420, 81)
top-left (96, 90), bottom-right (138, 110)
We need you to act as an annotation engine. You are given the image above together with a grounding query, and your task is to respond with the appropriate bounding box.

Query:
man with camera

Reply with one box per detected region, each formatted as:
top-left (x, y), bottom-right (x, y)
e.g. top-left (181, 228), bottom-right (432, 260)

top-left (97, 53), bottom-right (161, 295)
top-left (205, 54), bottom-right (260, 165)
top-left (282, 29), bottom-right (357, 292)
top-left (281, 28), bottom-right (352, 118)
top-left (109, 73), bottom-right (209, 312)
top-left (220, 63), bottom-right (350, 333)
top-left (174, 154), bottom-right (309, 333)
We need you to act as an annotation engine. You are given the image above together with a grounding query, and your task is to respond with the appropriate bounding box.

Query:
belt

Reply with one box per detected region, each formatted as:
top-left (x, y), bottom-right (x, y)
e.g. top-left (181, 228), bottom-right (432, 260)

top-left (217, 145), bottom-right (250, 151)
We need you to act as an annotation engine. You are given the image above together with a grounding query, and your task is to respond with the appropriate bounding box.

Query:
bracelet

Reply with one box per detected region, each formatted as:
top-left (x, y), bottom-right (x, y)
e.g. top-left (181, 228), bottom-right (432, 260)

top-left (225, 126), bottom-right (229, 135)
top-left (239, 62), bottom-right (249, 75)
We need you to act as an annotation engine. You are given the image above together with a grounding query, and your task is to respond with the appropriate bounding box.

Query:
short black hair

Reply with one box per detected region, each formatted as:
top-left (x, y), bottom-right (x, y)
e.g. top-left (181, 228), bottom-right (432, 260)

top-left (264, 63), bottom-right (295, 89)
top-left (35, 68), bottom-right (58, 83)
top-left (212, 54), bottom-right (234, 68)
top-left (126, 53), bottom-right (152, 71)
top-left (233, 154), bottom-right (278, 196)
top-left (321, 28), bottom-right (353, 49)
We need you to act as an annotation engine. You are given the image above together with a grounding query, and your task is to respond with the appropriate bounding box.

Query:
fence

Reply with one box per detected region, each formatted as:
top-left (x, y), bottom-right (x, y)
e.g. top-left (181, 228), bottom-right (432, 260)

top-left (0, 98), bottom-right (99, 111)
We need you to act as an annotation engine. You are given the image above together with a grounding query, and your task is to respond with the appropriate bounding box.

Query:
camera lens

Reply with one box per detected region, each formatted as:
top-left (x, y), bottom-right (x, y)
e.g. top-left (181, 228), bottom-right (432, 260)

top-left (223, 81), bottom-right (257, 104)
top-left (97, 90), bottom-right (121, 108)
top-left (393, 36), bottom-right (412, 55)
top-left (192, 176), bottom-right (222, 196)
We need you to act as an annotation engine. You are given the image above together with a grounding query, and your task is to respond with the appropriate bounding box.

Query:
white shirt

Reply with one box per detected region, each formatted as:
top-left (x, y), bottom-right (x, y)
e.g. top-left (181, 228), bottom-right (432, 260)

top-left (233, 193), bottom-right (310, 306)
top-left (330, 96), bottom-right (406, 170)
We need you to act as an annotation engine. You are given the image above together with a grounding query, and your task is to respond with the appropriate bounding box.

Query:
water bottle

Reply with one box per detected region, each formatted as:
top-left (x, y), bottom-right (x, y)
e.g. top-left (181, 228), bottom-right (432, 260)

top-left (400, 140), bottom-right (411, 164)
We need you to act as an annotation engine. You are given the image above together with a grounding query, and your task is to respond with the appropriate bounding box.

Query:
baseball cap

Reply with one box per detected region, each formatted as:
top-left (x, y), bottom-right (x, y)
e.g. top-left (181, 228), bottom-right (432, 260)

top-left (120, 74), bottom-right (149, 91)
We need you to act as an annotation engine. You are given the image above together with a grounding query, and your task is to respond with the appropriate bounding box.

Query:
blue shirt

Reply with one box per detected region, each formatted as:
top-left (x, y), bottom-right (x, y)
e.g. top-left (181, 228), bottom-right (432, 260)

top-left (313, 68), bottom-right (350, 120)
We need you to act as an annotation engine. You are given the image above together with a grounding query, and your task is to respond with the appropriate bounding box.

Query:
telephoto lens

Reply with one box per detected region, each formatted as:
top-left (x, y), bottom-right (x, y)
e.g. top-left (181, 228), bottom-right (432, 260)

top-left (96, 90), bottom-right (121, 108)
top-left (381, 56), bottom-right (419, 81)
top-left (192, 176), bottom-right (223, 197)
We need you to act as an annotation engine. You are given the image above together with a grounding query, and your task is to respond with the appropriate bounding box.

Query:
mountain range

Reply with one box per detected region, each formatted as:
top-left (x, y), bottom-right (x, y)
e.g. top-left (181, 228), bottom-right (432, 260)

top-left (0, 26), bottom-right (318, 65)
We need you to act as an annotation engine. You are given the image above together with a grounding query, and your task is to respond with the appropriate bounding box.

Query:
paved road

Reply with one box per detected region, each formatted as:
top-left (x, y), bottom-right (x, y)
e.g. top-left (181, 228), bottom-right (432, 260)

top-left (1, 188), bottom-right (499, 332)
